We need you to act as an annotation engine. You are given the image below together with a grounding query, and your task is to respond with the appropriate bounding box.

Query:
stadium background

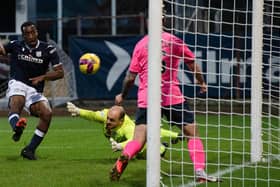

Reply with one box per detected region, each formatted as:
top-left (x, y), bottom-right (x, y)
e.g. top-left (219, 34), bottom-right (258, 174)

top-left (0, 0), bottom-right (263, 109)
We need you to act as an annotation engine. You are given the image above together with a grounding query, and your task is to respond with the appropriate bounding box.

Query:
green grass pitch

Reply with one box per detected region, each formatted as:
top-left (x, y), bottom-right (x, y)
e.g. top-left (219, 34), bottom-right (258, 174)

top-left (0, 115), bottom-right (279, 187)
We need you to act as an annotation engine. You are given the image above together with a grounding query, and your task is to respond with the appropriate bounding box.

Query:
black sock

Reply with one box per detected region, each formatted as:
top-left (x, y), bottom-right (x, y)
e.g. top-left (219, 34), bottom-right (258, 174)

top-left (8, 113), bottom-right (19, 130)
top-left (27, 129), bottom-right (45, 152)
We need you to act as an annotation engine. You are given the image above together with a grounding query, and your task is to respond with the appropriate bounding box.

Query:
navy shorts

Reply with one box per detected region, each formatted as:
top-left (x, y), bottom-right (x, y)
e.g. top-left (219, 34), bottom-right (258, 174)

top-left (134, 108), bottom-right (148, 125)
top-left (134, 101), bottom-right (194, 126)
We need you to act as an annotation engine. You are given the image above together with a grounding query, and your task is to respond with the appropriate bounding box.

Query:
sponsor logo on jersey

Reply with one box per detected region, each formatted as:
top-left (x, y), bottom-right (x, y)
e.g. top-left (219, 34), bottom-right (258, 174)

top-left (18, 54), bottom-right (43, 64)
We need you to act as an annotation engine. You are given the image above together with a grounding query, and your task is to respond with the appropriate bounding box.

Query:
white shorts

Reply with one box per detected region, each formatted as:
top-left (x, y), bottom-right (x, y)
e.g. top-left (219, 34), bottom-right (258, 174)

top-left (6, 79), bottom-right (48, 113)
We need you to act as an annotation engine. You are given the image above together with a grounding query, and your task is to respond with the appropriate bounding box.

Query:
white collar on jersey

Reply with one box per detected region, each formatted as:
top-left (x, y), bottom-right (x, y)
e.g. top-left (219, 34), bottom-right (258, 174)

top-left (24, 40), bottom-right (40, 50)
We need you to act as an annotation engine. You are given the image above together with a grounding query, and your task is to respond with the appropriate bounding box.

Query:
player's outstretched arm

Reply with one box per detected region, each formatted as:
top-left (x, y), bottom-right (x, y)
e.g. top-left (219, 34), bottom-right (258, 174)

top-left (66, 102), bottom-right (107, 124)
top-left (66, 102), bottom-right (80, 116)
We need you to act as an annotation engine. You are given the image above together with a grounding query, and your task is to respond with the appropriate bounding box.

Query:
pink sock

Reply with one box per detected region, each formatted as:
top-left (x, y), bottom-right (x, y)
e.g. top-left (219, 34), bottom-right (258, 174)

top-left (122, 140), bottom-right (142, 159)
top-left (187, 138), bottom-right (205, 171)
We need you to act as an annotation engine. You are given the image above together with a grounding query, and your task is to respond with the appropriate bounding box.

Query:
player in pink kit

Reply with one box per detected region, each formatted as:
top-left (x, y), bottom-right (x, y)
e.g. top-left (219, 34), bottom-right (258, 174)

top-left (110, 31), bottom-right (220, 182)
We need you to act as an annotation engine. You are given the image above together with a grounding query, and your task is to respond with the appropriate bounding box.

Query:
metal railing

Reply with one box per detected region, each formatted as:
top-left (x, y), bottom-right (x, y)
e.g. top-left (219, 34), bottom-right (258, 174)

top-left (35, 13), bottom-right (146, 49)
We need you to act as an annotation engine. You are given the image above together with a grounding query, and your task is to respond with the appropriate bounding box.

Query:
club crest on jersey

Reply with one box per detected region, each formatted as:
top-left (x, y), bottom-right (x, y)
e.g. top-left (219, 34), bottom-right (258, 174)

top-left (36, 51), bottom-right (42, 57)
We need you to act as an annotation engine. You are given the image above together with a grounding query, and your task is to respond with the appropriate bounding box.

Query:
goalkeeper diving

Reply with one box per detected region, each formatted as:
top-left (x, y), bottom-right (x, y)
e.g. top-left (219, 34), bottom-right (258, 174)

top-left (66, 102), bottom-right (181, 158)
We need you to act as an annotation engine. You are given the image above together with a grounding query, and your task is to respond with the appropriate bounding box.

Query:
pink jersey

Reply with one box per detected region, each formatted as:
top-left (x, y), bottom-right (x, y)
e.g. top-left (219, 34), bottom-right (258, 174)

top-left (129, 32), bottom-right (195, 108)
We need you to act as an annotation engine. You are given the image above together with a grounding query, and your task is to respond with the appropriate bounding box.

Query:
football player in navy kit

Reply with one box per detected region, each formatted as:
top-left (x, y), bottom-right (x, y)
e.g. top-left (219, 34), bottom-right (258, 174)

top-left (0, 21), bottom-right (64, 160)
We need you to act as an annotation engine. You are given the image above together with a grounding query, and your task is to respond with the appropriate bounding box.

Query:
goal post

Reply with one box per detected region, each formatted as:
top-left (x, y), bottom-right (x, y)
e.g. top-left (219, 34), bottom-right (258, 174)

top-left (250, 0), bottom-right (263, 163)
top-left (147, 0), bottom-right (162, 187)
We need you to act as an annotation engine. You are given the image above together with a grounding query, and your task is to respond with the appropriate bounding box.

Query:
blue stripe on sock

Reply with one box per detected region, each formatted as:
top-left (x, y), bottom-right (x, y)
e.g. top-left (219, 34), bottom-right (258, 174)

top-left (8, 113), bottom-right (19, 129)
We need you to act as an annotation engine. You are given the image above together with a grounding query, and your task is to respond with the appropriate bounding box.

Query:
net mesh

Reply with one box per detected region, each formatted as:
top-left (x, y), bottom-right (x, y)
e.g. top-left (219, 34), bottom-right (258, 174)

top-left (159, 0), bottom-right (280, 186)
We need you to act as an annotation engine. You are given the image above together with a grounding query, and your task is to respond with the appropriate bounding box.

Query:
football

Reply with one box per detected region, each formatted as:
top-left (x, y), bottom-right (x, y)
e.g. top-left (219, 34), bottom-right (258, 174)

top-left (79, 53), bottom-right (101, 74)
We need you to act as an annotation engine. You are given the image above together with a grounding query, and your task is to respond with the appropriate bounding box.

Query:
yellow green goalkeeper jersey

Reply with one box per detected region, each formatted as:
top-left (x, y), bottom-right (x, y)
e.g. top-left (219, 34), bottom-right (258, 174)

top-left (79, 108), bottom-right (135, 148)
top-left (79, 108), bottom-right (179, 158)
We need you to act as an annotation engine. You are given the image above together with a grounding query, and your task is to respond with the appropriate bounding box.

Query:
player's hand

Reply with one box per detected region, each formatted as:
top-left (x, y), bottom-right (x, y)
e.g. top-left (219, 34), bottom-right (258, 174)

top-left (115, 94), bottom-right (123, 105)
top-left (110, 138), bottom-right (122, 152)
top-left (66, 102), bottom-right (80, 116)
top-left (199, 82), bottom-right (207, 93)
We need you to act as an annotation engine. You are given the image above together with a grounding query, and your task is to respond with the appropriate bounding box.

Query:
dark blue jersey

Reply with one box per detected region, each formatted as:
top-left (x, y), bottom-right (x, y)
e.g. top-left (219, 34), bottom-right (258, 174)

top-left (4, 40), bottom-right (60, 92)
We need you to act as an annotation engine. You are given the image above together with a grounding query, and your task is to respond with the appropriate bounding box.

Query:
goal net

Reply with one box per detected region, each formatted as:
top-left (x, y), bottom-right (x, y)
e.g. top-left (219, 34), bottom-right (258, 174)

top-left (150, 0), bottom-right (280, 186)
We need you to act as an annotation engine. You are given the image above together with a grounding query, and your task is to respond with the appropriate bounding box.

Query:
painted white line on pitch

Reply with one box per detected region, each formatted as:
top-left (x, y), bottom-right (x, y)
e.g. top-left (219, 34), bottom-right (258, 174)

top-left (180, 155), bottom-right (280, 187)
top-left (180, 162), bottom-right (251, 187)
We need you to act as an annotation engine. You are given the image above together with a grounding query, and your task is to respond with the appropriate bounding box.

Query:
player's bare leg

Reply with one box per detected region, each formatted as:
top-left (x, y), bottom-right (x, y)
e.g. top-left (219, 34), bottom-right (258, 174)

top-left (21, 101), bottom-right (52, 160)
top-left (8, 95), bottom-right (27, 142)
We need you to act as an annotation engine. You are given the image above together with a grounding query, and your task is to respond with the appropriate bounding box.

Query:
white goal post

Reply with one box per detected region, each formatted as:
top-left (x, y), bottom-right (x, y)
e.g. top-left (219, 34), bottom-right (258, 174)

top-left (250, 0), bottom-right (263, 163)
top-left (147, 0), bottom-right (162, 187)
top-left (148, 0), bottom-right (280, 186)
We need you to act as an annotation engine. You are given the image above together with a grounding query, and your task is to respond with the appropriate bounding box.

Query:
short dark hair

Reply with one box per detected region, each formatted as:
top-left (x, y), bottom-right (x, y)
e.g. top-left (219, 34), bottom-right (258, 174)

top-left (21, 21), bottom-right (36, 33)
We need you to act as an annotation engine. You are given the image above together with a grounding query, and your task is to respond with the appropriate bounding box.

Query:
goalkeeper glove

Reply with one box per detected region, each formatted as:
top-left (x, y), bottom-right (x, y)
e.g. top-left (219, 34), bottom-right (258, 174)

top-left (66, 102), bottom-right (80, 116)
top-left (110, 138), bottom-right (122, 152)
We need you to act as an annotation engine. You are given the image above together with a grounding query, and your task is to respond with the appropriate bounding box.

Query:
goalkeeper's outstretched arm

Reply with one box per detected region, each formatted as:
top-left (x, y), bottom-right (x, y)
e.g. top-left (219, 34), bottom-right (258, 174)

top-left (66, 102), bottom-right (106, 123)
